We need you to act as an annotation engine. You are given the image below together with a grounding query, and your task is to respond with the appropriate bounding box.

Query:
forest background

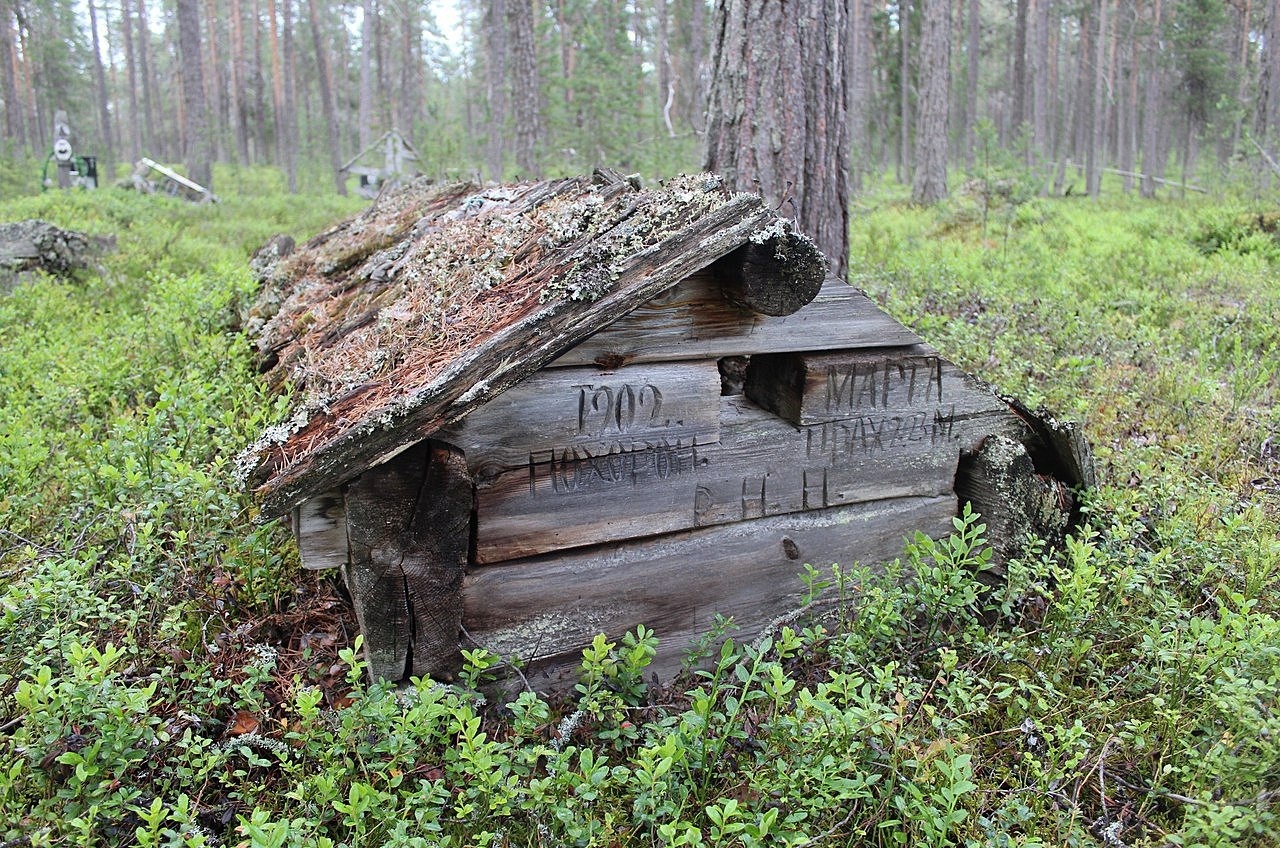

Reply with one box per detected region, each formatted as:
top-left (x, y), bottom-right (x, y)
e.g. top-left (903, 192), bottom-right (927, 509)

top-left (4, 0), bottom-right (1280, 201)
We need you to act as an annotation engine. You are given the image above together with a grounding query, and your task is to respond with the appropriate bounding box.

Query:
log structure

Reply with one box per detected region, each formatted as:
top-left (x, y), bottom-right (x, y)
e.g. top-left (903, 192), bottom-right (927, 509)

top-left (241, 170), bottom-right (1091, 689)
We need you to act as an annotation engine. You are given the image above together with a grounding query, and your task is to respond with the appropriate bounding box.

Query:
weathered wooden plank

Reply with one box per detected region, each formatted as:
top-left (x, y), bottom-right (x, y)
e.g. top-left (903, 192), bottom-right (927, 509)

top-left (293, 491), bottom-right (347, 570)
top-left (690, 398), bottom-right (964, 527)
top-left (462, 494), bottom-right (958, 691)
top-left (470, 384), bottom-right (1029, 564)
top-left (548, 276), bottom-right (922, 369)
top-left (471, 436), bottom-right (706, 563)
top-left (436, 361), bottom-right (721, 471)
top-left (343, 441), bottom-right (472, 682)
top-left (744, 345), bottom-right (1014, 426)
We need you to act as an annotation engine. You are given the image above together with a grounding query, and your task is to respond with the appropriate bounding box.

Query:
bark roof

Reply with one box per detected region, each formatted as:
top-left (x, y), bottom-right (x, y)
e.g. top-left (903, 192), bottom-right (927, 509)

top-left (238, 169), bottom-right (824, 518)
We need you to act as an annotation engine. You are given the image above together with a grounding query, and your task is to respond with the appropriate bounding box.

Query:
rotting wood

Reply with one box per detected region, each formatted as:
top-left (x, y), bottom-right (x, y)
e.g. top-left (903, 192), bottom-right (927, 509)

top-left (252, 194), bottom-right (790, 519)
top-left (956, 434), bottom-right (1073, 565)
top-left (712, 236), bottom-right (826, 316)
top-left (462, 494), bottom-right (958, 689)
top-left (343, 440), bottom-right (472, 681)
top-left (293, 490), bottom-right (346, 570)
top-left (0, 219), bottom-right (114, 285)
top-left (549, 276), bottom-right (922, 369)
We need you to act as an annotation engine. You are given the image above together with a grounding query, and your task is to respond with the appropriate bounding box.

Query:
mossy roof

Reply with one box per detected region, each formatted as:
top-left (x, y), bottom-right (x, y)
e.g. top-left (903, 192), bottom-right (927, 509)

top-left (240, 169), bottom-right (822, 518)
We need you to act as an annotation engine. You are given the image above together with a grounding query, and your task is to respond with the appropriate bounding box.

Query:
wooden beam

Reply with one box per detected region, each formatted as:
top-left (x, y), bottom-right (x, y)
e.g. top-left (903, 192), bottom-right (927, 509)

top-left (549, 276), bottom-right (921, 369)
top-left (293, 491), bottom-right (347, 570)
top-left (463, 494), bottom-right (958, 691)
top-left (343, 441), bottom-right (472, 681)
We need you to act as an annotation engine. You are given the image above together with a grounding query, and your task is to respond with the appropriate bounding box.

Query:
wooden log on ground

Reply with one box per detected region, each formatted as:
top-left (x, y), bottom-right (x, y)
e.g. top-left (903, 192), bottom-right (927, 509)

top-left (343, 440), bottom-right (472, 680)
top-left (463, 494), bottom-right (958, 689)
top-left (0, 220), bottom-right (114, 285)
top-left (549, 275), bottom-right (921, 369)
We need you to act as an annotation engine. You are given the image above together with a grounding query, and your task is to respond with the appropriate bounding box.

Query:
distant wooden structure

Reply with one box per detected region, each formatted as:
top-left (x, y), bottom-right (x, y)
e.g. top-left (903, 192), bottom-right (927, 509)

top-left (339, 130), bottom-right (420, 199)
top-left (129, 158), bottom-right (217, 203)
top-left (241, 170), bottom-right (1091, 691)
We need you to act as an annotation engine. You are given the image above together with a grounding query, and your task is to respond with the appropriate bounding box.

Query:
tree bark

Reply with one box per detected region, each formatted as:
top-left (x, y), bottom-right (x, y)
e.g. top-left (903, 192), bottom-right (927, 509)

top-left (87, 0), bottom-right (114, 179)
top-left (1012, 0), bottom-right (1029, 133)
top-left (120, 0), bottom-right (141, 159)
top-left (177, 0), bottom-right (211, 189)
top-left (485, 0), bottom-right (508, 181)
top-left (136, 0), bottom-right (156, 153)
top-left (281, 0), bottom-right (298, 193)
top-left (1030, 0), bottom-right (1050, 163)
top-left (1261, 0), bottom-right (1280, 146)
top-left (229, 0), bottom-right (249, 165)
top-left (912, 0), bottom-right (950, 203)
top-left (899, 0), bottom-right (912, 183)
top-left (306, 0), bottom-right (346, 195)
top-left (358, 0), bottom-right (374, 149)
top-left (1, 0), bottom-right (24, 149)
top-left (509, 0), bottom-right (541, 176)
top-left (1140, 0), bottom-right (1165, 198)
top-left (1086, 0), bottom-right (1108, 196)
top-left (962, 0), bottom-right (979, 168)
top-left (703, 0), bottom-right (851, 281)
top-left (850, 0), bottom-right (872, 190)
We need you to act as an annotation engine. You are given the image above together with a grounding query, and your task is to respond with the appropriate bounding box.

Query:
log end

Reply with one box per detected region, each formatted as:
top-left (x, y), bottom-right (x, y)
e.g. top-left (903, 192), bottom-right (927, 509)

top-left (712, 225), bottom-right (827, 317)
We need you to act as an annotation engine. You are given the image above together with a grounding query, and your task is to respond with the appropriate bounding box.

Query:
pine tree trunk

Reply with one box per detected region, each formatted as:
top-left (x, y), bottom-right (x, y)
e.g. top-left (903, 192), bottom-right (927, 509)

top-left (2, 0), bottom-right (25, 149)
top-left (850, 0), bottom-right (872, 189)
top-left (399, 4), bottom-right (419, 136)
top-left (703, 0), bottom-right (851, 280)
top-left (358, 0), bottom-right (373, 148)
top-left (306, 0), bottom-right (345, 194)
top-left (267, 0), bottom-right (285, 167)
top-left (1086, 0), bottom-right (1108, 196)
top-left (1140, 0), bottom-right (1165, 197)
top-left (230, 0), bottom-right (249, 165)
top-left (899, 0), bottom-right (912, 183)
top-left (177, 0), bottom-right (211, 189)
top-left (485, 0), bottom-right (508, 181)
top-left (120, 0), bottom-right (141, 159)
top-left (136, 0), bottom-right (156, 154)
top-left (281, 0), bottom-right (298, 192)
top-left (912, 0), bottom-right (951, 203)
top-left (1012, 0), bottom-right (1028, 132)
top-left (509, 0), bottom-right (541, 176)
top-left (1030, 0), bottom-right (1050, 164)
top-left (963, 0), bottom-right (980, 168)
top-left (87, 0), bottom-right (114, 179)
top-left (203, 0), bottom-right (225, 163)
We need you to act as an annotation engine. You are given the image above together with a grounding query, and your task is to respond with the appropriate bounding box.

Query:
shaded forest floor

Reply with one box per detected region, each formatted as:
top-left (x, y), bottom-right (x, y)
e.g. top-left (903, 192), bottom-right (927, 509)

top-left (1, 170), bottom-right (1278, 846)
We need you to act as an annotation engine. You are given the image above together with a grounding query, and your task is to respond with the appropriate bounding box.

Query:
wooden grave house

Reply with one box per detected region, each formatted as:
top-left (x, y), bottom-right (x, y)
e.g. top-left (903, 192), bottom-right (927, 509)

top-left (240, 170), bottom-right (1091, 690)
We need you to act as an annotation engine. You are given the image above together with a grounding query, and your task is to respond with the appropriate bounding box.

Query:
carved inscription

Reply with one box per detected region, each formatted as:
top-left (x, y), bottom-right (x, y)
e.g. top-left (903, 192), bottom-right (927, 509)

top-left (803, 407), bottom-right (959, 461)
top-left (528, 439), bottom-right (702, 495)
top-left (824, 356), bottom-right (943, 413)
top-left (576, 383), bottom-right (665, 437)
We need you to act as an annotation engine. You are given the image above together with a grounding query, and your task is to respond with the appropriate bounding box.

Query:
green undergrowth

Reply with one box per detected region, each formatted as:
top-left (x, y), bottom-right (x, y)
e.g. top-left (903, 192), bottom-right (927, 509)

top-left (1, 177), bottom-right (1278, 846)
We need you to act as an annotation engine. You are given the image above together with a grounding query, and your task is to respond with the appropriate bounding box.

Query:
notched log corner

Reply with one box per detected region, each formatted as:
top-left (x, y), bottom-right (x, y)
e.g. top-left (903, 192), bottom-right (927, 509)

top-left (957, 404), bottom-right (1093, 567)
top-left (343, 439), bottom-right (473, 683)
top-left (711, 230), bottom-right (827, 317)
